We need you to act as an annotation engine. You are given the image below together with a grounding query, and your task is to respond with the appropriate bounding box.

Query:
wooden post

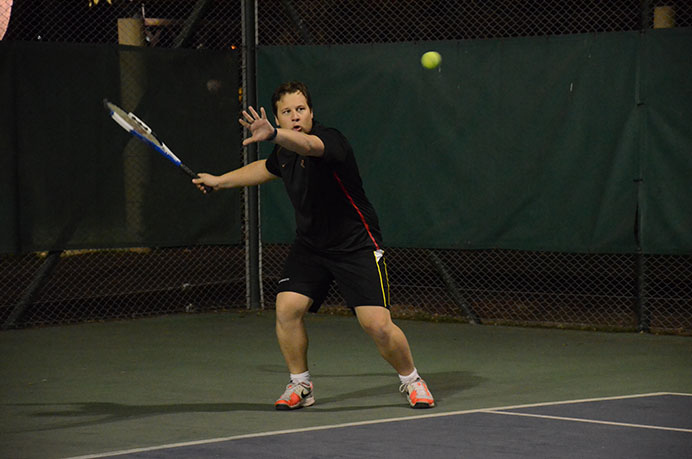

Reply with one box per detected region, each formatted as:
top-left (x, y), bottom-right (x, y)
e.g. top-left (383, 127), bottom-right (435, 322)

top-left (118, 18), bottom-right (147, 242)
top-left (653, 6), bottom-right (675, 29)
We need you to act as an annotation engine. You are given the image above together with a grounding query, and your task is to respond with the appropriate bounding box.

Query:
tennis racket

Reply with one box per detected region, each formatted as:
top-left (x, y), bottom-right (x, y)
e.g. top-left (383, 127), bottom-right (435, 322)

top-left (103, 99), bottom-right (211, 193)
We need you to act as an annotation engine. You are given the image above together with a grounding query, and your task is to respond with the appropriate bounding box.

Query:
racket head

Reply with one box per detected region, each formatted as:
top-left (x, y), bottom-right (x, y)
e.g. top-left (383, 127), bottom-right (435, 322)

top-left (103, 99), bottom-right (182, 166)
top-left (103, 99), bottom-right (212, 193)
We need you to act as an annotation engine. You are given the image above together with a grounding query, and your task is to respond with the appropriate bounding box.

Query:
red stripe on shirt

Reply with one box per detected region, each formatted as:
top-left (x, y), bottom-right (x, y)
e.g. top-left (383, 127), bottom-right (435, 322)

top-left (333, 172), bottom-right (380, 250)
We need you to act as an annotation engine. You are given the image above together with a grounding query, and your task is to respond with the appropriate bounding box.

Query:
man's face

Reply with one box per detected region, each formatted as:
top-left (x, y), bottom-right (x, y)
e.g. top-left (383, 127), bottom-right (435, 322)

top-left (275, 91), bottom-right (314, 133)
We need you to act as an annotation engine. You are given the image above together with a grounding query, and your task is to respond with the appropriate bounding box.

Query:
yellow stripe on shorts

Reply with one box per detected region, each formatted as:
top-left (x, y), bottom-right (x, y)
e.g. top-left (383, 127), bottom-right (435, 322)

top-left (374, 250), bottom-right (390, 307)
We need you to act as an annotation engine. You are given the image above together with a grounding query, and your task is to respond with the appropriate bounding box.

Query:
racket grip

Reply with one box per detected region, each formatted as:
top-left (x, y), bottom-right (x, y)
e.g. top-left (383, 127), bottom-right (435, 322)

top-left (181, 164), bottom-right (213, 194)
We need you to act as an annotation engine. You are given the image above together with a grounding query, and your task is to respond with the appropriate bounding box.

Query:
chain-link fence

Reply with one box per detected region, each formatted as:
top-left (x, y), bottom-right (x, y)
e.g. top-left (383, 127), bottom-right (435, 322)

top-left (257, 0), bottom-right (689, 44)
top-left (1, 0), bottom-right (246, 328)
top-left (257, 0), bottom-right (691, 335)
top-left (1, 0), bottom-right (690, 334)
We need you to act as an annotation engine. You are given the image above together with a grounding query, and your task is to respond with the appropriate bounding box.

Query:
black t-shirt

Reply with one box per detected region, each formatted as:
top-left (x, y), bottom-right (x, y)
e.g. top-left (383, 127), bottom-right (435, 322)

top-left (265, 121), bottom-right (383, 253)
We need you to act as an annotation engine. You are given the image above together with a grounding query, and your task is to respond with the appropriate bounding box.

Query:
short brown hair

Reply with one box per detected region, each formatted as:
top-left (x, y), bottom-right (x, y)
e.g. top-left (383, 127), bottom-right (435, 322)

top-left (271, 81), bottom-right (313, 117)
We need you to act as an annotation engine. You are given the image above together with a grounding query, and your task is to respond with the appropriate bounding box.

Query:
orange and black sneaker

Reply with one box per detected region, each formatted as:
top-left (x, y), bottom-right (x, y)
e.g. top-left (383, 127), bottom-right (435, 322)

top-left (275, 381), bottom-right (315, 410)
top-left (400, 377), bottom-right (435, 409)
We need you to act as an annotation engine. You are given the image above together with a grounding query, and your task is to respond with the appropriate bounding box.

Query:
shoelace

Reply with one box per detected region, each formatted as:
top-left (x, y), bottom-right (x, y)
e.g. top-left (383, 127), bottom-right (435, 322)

top-left (280, 382), bottom-right (309, 399)
top-left (399, 378), bottom-right (424, 395)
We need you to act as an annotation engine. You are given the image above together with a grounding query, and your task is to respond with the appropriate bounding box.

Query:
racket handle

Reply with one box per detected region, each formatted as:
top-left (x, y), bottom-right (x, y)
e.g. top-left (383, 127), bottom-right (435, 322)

top-left (181, 164), bottom-right (213, 194)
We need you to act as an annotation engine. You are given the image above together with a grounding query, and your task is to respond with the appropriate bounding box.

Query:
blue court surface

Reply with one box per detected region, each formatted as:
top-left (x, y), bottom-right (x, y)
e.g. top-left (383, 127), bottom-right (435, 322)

top-left (70, 393), bottom-right (692, 459)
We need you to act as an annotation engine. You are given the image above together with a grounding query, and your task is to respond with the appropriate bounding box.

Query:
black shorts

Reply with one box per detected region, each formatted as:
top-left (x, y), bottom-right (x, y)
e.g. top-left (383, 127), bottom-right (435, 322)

top-left (277, 242), bottom-right (391, 312)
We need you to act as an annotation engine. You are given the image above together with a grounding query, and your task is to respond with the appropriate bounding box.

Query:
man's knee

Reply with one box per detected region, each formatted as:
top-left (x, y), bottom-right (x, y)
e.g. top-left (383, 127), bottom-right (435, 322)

top-left (276, 292), bottom-right (312, 324)
top-left (356, 306), bottom-right (394, 340)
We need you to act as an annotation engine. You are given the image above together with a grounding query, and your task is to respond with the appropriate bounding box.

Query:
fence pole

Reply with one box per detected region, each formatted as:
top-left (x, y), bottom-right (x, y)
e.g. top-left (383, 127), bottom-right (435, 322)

top-left (639, 0), bottom-right (652, 29)
top-left (242, 0), bottom-right (261, 309)
top-left (3, 251), bottom-right (61, 330)
top-left (636, 251), bottom-right (650, 332)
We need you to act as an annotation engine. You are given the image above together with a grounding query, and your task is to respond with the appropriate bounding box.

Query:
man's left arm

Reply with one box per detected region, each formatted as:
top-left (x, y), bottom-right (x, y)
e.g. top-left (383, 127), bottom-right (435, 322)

top-left (274, 128), bottom-right (324, 158)
top-left (239, 106), bottom-right (324, 157)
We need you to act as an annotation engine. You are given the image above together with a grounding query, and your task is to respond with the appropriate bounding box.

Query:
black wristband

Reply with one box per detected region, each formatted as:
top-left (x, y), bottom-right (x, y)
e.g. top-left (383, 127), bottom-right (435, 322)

top-left (268, 127), bottom-right (278, 141)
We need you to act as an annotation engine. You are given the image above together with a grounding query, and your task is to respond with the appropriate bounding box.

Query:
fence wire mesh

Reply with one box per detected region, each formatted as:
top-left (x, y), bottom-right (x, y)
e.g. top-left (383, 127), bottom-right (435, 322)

top-left (257, 0), bottom-right (690, 44)
top-left (1, 0), bottom-right (690, 334)
top-left (1, 0), bottom-right (246, 329)
top-left (257, 0), bottom-right (690, 335)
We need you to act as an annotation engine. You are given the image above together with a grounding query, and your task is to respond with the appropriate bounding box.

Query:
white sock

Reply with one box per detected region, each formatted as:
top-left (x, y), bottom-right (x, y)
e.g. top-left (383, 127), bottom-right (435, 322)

top-left (290, 370), bottom-right (311, 384)
top-left (398, 368), bottom-right (420, 385)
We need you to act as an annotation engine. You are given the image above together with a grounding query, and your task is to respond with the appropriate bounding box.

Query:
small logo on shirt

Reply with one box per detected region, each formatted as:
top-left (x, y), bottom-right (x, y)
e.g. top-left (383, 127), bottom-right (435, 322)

top-left (278, 277), bottom-right (290, 284)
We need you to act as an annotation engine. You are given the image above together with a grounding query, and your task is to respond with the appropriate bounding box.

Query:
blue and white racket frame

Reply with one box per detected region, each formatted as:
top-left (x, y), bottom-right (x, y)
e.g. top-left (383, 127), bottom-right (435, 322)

top-left (103, 99), bottom-right (212, 193)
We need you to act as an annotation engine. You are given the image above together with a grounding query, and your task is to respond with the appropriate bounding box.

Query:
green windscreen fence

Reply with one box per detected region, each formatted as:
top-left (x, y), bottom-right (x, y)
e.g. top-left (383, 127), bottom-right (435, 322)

top-left (639, 29), bottom-right (692, 254)
top-left (0, 41), bottom-right (241, 254)
top-left (258, 30), bottom-right (691, 255)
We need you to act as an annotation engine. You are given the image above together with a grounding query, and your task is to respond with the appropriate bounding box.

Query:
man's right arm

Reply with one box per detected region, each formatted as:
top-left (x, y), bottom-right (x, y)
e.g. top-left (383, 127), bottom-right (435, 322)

top-left (193, 159), bottom-right (278, 192)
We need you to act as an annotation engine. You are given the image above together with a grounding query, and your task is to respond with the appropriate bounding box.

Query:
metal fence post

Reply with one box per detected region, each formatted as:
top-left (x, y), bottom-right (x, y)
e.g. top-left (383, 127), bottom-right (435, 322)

top-left (636, 250), bottom-right (650, 333)
top-left (242, 0), bottom-right (261, 309)
top-left (640, 0), bottom-right (652, 29)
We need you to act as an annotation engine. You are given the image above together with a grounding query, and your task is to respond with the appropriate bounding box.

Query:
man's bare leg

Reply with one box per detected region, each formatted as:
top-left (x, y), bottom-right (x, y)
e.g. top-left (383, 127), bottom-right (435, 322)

top-left (275, 291), bottom-right (312, 374)
top-left (355, 305), bottom-right (435, 408)
top-left (273, 292), bottom-right (315, 410)
top-left (354, 305), bottom-right (415, 375)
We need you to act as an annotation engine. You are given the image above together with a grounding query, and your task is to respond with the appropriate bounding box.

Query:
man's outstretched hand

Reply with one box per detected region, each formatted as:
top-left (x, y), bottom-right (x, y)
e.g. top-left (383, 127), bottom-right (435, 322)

top-left (239, 106), bottom-right (275, 146)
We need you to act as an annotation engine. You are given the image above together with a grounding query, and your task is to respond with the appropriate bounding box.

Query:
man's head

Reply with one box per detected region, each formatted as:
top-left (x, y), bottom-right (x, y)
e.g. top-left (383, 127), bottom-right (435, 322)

top-left (271, 81), bottom-right (314, 133)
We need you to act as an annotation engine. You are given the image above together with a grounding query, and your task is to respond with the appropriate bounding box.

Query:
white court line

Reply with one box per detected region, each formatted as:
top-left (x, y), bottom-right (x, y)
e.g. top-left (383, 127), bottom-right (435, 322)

top-left (484, 410), bottom-right (692, 433)
top-left (65, 392), bottom-right (691, 459)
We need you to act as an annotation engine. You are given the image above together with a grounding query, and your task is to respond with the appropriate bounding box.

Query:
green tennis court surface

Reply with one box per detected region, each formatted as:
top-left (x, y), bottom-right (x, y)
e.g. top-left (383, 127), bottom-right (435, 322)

top-left (1, 311), bottom-right (690, 458)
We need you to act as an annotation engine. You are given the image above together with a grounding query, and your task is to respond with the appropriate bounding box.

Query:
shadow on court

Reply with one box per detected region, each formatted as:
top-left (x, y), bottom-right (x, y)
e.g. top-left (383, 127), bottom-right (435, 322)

top-left (8, 370), bottom-right (482, 434)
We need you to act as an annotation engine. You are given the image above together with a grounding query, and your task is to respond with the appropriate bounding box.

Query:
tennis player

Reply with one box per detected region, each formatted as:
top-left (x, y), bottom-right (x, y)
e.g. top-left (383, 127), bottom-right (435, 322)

top-left (193, 81), bottom-right (435, 410)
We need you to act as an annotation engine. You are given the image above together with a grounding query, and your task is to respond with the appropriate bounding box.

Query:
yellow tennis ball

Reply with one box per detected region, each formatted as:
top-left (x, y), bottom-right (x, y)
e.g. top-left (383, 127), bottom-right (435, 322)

top-left (421, 51), bottom-right (442, 69)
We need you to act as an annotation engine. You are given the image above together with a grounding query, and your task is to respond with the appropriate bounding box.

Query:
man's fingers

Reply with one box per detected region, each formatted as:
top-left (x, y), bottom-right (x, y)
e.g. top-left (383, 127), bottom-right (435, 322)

top-left (240, 107), bottom-right (270, 143)
top-left (241, 110), bottom-right (254, 123)
top-left (248, 106), bottom-right (261, 119)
